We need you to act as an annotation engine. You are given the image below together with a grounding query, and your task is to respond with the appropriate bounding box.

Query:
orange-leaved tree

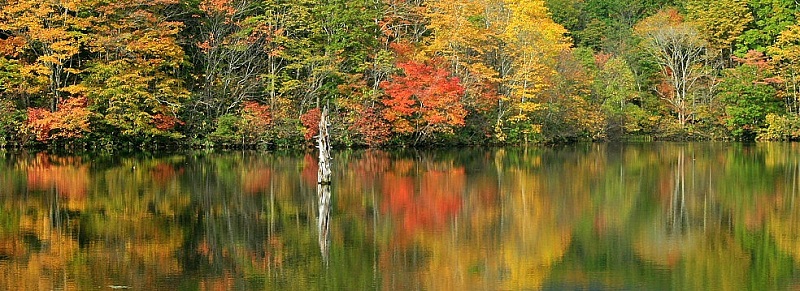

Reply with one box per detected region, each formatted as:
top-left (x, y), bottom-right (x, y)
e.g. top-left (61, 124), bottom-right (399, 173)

top-left (380, 61), bottom-right (466, 144)
top-left (26, 96), bottom-right (91, 143)
top-left (239, 101), bottom-right (272, 145)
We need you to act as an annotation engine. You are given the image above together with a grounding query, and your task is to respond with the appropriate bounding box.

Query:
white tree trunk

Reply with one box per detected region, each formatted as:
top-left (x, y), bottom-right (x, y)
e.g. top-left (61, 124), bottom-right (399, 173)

top-left (317, 106), bottom-right (332, 185)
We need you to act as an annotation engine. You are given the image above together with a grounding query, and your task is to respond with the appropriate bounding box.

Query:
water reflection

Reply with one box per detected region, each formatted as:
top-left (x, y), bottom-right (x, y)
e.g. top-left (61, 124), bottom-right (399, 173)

top-left (1, 144), bottom-right (800, 289)
top-left (317, 183), bottom-right (331, 264)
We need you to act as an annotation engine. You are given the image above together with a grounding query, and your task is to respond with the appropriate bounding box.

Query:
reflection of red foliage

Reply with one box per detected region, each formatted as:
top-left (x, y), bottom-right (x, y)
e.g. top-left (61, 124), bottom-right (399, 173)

top-left (150, 163), bottom-right (184, 186)
top-left (242, 167), bottom-right (272, 194)
top-left (301, 153), bottom-right (319, 186)
top-left (350, 150), bottom-right (391, 181)
top-left (380, 165), bottom-right (464, 242)
top-left (26, 154), bottom-right (88, 199)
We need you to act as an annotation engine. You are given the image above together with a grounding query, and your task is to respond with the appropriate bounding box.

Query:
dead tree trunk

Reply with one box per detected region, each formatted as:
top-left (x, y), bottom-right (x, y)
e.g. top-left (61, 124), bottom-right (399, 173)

top-left (316, 105), bottom-right (332, 263)
top-left (317, 105), bottom-right (332, 185)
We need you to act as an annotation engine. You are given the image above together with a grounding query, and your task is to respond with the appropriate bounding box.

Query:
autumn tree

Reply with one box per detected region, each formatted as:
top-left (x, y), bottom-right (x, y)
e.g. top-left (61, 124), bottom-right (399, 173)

top-left (0, 0), bottom-right (89, 111)
top-left (81, 0), bottom-right (188, 145)
top-left (249, 0), bottom-right (316, 118)
top-left (420, 0), bottom-right (571, 143)
top-left (417, 0), bottom-right (499, 144)
top-left (594, 56), bottom-right (646, 136)
top-left (379, 0), bottom-right (428, 45)
top-left (718, 51), bottom-right (783, 140)
top-left (239, 101), bottom-right (272, 145)
top-left (684, 0), bottom-right (752, 64)
top-left (635, 9), bottom-right (707, 128)
top-left (26, 96), bottom-right (91, 144)
top-left (768, 24), bottom-right (800, 116)
top-left (380, 61), bottom-right (466, 144)
top-left (496, 0), bottom-right (571, 141)
top-left (193, 0), bottom-right (267, 124)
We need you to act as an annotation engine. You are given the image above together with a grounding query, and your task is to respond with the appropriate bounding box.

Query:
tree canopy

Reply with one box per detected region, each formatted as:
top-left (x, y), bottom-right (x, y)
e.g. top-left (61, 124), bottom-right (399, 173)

top-left (1, 0), bottom-right (800, 149)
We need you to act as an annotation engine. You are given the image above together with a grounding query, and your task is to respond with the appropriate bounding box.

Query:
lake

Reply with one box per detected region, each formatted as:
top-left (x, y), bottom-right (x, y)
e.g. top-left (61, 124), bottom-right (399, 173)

top-left (2, 143), bottom-right (800, 290)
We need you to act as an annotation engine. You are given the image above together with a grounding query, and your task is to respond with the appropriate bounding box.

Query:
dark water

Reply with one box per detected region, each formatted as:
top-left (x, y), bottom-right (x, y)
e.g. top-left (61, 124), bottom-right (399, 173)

top-left (2, 143), bottom-right (800, 290)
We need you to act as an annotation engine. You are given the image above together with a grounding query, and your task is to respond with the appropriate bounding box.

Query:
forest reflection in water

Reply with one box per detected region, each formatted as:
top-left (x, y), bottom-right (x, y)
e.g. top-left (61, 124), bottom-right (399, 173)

top-left (1, 143), bottom-right (800, 290)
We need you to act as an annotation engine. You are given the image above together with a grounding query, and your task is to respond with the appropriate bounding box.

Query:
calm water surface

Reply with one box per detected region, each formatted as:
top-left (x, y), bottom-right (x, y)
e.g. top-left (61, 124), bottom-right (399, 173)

top-left (2, 143), bottom-right (800, 290)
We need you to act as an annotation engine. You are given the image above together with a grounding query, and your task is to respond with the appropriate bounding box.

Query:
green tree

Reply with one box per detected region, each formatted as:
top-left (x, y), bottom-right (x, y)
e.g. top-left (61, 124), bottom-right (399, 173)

top-left (594, 57), bottom-right (646, 136)
top-left (735, 0), bottom-right (798, 55)
top-left (718, 52), bottom-right (783, 140)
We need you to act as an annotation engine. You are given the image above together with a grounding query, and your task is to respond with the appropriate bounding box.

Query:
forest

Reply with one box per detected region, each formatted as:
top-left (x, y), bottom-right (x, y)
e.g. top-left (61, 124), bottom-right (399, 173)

top-left (0, 0), bottom-right (799, 150)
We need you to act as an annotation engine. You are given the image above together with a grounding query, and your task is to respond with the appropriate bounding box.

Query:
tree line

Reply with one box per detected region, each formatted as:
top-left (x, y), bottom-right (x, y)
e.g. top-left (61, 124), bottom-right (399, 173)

top-left (0, 0), bottom-right (798, 150)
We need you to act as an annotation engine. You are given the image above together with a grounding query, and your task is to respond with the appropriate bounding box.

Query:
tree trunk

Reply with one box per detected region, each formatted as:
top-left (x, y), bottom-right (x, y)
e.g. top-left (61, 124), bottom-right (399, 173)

top-left (317, 105), bottom-right (332, 185)
top-left (316, 105), bottom-right (332, 263)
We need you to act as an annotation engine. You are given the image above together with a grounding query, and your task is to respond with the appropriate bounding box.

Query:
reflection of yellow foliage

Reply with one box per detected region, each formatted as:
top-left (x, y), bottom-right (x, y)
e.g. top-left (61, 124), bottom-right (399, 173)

top-left (633, 225), bottom-right (697, 267)
top-left (680, 232), bottom-right (750, 291)
top-left (393, 159), bottom-right (415, 175)
top-left (0, 215), bottom-right (79, 290)
top-left (389, 164), bottom-right (575, 291)
top-left (770, 209), bottom-right (800, 262)
top-left (199, 271), bottom-right (236, 291)
top-left (634, 223), bottom-right (750, 290)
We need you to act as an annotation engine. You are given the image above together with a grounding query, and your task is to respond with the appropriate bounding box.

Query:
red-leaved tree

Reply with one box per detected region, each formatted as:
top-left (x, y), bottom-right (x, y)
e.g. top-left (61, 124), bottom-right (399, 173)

top-left (380, 61), bottom-right (466, 143)
top-left (27, 97), bottom-right (91, 143)
top-left (300, 108), bottom-right (321, 142)
top-left (240, 101), bottom-right (272, 144)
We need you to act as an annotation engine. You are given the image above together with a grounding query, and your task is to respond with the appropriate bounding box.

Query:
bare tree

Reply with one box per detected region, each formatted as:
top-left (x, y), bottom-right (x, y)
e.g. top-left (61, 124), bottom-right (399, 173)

top-left (637, 11), bottom-right (706, 127)
top-left (196, 0), bottom-right (264, 118)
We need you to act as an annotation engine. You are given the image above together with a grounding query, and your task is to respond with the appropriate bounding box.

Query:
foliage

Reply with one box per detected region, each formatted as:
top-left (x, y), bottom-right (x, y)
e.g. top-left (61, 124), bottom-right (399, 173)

top-left (685, 0), bottom-right (752, 59)
top-left (351, 106), bottom-right (392, 146)
top-left (635, 9), bottom-right (707, 128)
top-left (594, 56), bottom-right (644, 137)
top-left (759, 113), bottom-right (800, 140)
top-left (208, 114), bottom-right (240, 146)
top-left (735, 0), bottom-right (798, 55)
top-left (768, 24), bottom-right (800, 115)
top-left (0, 99), bottom-right (25, 146)
top-left (380, 60), bottom-right (466, 144)
top-left (239, 101), bottom-right (272, 144)
top-left (0, 0), bottom-right (89, 110)
top-left (719, 53), bottom-right (783, 140)
top-left (300, 108), bottom-right (321, 142)
top-left (0, 0), bottom-right (798, 148)
top-left (208, 101), bottom-right (273, 148)
top-left (26, 97), bottom-right (91, 144)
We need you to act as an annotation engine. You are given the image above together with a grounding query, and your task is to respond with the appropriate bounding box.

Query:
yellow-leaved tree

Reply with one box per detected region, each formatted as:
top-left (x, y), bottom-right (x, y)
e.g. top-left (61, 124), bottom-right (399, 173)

top-left (0, 0), bottom-right (90, 111)
top-left (421, 0), bottom-right (570, 143)
top-left (768, 24), bottom-right (800, 115)
top-left (496, 0), bottom-right (570, 141)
